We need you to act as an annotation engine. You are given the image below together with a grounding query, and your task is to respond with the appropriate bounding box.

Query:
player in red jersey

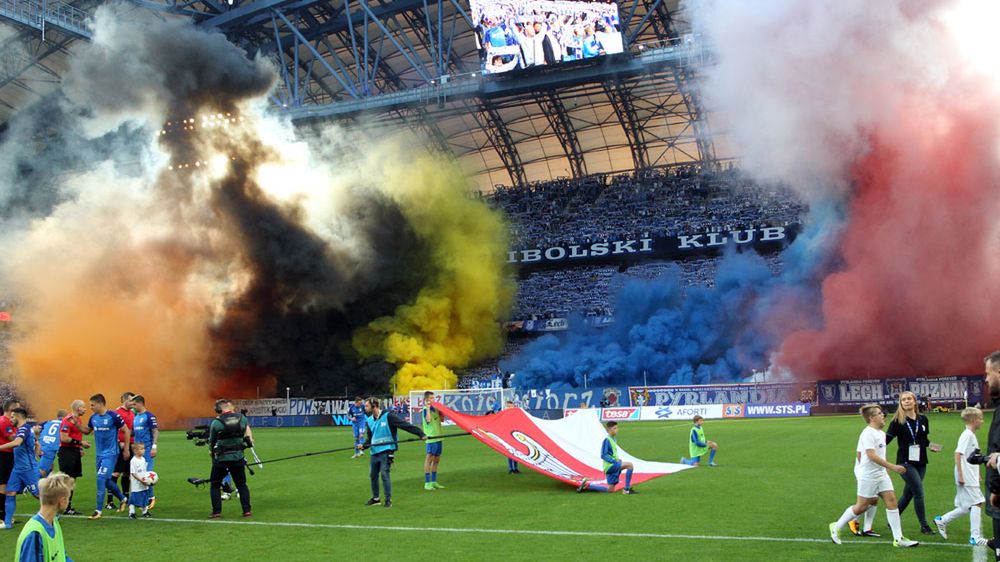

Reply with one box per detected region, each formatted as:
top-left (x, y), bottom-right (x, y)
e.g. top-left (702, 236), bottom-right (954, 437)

top-left (111, 392), bottom-right (136, 507)
top-left (0, 400), bottom-right (20, 524)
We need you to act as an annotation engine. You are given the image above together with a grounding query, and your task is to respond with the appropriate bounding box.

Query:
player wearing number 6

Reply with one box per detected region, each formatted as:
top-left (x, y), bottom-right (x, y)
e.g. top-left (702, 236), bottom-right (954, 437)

top-left (37, 411), bottom-right (66, 478)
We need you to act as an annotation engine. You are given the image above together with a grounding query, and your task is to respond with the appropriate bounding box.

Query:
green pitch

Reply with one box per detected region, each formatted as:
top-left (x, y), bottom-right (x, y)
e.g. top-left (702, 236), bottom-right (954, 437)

top-left (0, 413), bottom-right (989, 561)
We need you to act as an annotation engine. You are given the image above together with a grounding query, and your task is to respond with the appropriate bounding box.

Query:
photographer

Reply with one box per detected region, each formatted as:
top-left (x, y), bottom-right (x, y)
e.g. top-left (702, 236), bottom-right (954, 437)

top-left (363, 397), bottom-right (425, 508)
top-left (208, 399), bottom-right (252, 519)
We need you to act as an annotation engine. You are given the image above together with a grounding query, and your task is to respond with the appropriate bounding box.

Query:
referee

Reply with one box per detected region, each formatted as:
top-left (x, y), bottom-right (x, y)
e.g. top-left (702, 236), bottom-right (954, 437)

top-left (57, 399), bottom-right (90, 515)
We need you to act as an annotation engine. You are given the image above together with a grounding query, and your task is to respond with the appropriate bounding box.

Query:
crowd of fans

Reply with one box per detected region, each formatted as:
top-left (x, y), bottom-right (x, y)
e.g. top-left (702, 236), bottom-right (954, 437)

top-left (456, 165), bottom-right (805, 384)
top-left (488, 165), bottom-right (806, 251)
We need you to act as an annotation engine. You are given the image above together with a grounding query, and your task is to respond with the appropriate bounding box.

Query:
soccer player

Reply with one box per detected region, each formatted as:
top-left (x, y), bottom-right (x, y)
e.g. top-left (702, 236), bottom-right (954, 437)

top-left (0, 408), bottom-right (41, 530)
top-left (422, 391), bottom-right (444, 490)
top-left (363, 397), bottom-right (426, 508)
top-left (37, 410), bottom-right (65, 478)
top-left (348, 397), bottom-right (366, 459)
top-left (0, 400), bottom-right (21, 525)
top-left (680, 415), bottom-right (718, 467)
top-left (69, 393), bottom-right (129, 519)
top-left (828, 404), bottom-right (918, 548)
top-left (131, 396), bottom-right (158, 509)
top-left (57, 401), bottom-right (89, 515)
top-left (14, 472), bottom-right (75, 562)
top-left (933, 407), bottom-right (989, 545)
top-left (505, 400), bottom-right (521, 474)
top-left (127, 442), bottom-right (151, 519)
top-left (112, 392), bottom-right (135, 504)
top-left (575, 421), bottom-right (637, 494)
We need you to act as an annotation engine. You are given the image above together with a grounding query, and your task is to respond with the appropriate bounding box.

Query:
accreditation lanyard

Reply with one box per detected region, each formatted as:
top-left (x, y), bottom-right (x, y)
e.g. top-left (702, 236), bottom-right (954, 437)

top-left (905, 418), bottom-right (921, 462)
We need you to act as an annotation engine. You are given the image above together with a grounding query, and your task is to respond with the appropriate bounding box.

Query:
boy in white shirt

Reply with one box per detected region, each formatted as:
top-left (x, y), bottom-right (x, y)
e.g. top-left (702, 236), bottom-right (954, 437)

top-left (128, 442), bottom-right (151, 519)
top-left (829, 404), bottom-right (918, 548)
top-left (933, 407), bottom-right (989, 546)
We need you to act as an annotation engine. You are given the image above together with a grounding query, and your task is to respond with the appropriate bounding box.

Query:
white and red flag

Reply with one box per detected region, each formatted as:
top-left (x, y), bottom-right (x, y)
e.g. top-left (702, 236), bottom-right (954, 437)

top-left (433, 402), bottom-right (690, 490)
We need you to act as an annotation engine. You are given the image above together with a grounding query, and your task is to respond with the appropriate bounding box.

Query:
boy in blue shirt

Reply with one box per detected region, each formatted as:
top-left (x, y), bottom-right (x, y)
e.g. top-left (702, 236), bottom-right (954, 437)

top-left (681, 415), bottom-right (719, 466)
top-left (348, 397), bottom-right (366, 459)
top-left (0, 408), bottom-right (41, 529)
top-left (36, 411), bottom-right (65, 478)
top-left (15, 472), bottom-right (75, 562)
top-left (68, 394), bottom-right (129, 519)
top-left (576, 421), bottom-right (637, 494)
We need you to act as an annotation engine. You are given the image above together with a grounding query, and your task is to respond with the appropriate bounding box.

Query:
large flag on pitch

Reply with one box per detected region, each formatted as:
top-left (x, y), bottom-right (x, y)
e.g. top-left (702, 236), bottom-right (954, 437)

top-left (434, 402), bottom-right (690, 490)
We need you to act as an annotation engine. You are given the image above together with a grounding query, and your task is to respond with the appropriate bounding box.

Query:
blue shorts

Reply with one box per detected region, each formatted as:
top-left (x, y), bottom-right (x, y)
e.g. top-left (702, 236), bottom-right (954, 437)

top-left (128, 489), bottom-right (151, 507)
top-left (37, 450), bottom-right (57, 475)
top-left (353, 423), bottom-right (366, 440)
top-left (96, 455), bottom-right (117, 479)
top-left (425, 441), bottom-right (442, 456)
top-left (8, 468), bottom-right (39, 497)
top-left (605, 462), bottom-right (622, 485)
top-left (691, 455), bottom-right (702, 463)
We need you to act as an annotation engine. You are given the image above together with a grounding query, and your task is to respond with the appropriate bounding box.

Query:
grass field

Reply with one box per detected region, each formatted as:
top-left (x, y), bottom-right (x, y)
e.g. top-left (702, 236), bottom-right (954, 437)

top-left (0, 412), bottom-right (991, 561)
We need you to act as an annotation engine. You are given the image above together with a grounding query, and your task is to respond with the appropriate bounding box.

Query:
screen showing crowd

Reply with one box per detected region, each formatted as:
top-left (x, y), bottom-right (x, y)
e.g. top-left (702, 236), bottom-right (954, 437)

top-left (471, 0), bottom-right (624, 75)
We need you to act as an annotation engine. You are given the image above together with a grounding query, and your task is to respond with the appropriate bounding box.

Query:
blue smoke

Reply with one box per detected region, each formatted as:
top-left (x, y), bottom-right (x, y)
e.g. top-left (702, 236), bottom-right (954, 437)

top-left (503, 201), bottom-right (844, 390)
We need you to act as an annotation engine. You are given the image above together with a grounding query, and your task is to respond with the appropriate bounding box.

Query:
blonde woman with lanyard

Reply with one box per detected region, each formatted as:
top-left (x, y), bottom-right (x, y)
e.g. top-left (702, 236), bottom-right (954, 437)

top-left (885, 391), bottom-right (942, 536)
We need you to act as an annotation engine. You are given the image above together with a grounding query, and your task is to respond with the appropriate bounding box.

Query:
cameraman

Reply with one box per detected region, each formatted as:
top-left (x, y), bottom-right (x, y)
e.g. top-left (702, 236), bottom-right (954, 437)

top-left (208, 399), bottom-right (252, 518)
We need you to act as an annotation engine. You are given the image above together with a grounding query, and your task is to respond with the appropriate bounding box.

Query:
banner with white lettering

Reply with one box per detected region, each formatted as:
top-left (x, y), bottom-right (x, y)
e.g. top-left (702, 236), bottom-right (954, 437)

top-left (816, 375), bottom-right (984, 406)
top-left (508, 224), bottom-right (800, 269)
top-left (627, 383), bottom-right (802, 407)
top-left (230, 398), bottom-right (289, 416)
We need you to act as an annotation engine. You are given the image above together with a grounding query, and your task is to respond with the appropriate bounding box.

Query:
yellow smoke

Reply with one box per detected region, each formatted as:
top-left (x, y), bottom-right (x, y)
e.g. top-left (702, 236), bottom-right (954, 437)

top-left (353, 154), bottom-right (514, 394)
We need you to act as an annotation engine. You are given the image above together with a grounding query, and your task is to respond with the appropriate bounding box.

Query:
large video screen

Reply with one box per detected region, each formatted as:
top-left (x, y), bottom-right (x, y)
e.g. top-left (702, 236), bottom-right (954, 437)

top-left (471, 0), bottom-right (624, 75)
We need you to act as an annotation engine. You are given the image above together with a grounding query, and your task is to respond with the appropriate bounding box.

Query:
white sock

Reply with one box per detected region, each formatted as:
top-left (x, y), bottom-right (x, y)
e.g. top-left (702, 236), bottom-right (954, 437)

top-left (835, 506), bottom-right (858, 529)
top-left (971, 506), bottom-right (983, 540)
top-left (941, 506), bottom-right (968, 524)
top-left (864, 505), bottom-right (878, 531)
top-left (128, 505), bottom-right (135, 515)
top-left (886, 508), bottom-right (903, 541)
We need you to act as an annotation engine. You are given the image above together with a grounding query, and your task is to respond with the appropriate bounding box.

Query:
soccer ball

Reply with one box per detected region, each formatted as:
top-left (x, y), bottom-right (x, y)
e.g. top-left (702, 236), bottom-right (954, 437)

top-left (144, 471), bottom-right (159, 485)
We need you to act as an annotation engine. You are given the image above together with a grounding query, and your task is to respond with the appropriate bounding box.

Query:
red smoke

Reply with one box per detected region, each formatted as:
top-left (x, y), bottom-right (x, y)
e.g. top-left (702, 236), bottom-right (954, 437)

top-left (776, 96), bottom-right (1000, 379)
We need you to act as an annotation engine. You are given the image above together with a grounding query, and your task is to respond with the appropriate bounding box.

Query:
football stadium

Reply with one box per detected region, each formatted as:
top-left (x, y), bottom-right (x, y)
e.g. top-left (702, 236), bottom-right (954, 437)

top-left (1, 0), bottom-right (1000, 560)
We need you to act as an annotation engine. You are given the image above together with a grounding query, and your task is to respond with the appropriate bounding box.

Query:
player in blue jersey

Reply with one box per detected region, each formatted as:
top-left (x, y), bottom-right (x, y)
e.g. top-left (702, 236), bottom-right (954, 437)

top-left (69, 394), bottom-right (130, 519)
top-left (37, 410), bottom-right (65, 478)
top-left (0, 408), bottom-right (41, 530)
top-left (348, 397), bottom-right (366, 459)
top-left (131, 396), bottom-right (158, 510)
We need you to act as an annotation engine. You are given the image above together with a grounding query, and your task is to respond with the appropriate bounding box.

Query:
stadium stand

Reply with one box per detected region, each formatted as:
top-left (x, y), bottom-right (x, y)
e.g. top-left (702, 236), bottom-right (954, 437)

top-left (488, 165), bottom-right (806, 250)
top-left (457, 166), bottom-right (805, 385)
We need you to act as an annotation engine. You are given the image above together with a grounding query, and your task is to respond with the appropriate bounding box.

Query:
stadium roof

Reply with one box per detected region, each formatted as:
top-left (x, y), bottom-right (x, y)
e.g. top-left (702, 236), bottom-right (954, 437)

top-left (0, 0), bottom-right (718, 190)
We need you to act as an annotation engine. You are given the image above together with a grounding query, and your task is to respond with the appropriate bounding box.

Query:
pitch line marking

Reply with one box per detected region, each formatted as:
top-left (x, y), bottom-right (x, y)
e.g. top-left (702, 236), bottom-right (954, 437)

top-left (41, 513), bottom-right (973, 548)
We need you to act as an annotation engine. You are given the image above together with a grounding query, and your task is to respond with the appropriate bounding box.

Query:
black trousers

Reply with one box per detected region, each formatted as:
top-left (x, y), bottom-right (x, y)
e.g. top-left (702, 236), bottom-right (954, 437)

top-left (370, 451), bottom-right (392, 500)
top-left (210, 459), bottom-right (251, 514)
top-left (897, 462), bottom-right (928, 526)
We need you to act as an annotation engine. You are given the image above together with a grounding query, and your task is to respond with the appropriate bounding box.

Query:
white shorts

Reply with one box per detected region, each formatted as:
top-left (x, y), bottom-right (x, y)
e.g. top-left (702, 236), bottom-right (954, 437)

top-left (856, 474), bottom-right (894, 498)
top-left (955, 485), bottom-right (986, 508)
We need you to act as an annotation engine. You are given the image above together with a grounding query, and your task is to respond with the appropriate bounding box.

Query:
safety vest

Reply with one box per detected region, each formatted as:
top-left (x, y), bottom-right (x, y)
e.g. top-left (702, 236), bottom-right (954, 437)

top-left (422, 407), bottom-right (442, 444)
top-left (603, 436), bottom-right (620, 472)
top-left (15, 515), bottom-right (67, 562)
top-left (369, 413), bottom-right (395, 455)
top-left (689, 425), bottom-right (709, 458)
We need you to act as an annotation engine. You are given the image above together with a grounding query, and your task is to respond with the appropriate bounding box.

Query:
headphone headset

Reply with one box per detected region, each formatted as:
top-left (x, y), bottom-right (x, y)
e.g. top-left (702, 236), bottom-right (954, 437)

top-left (214, 399), bottom-right (227, 414)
